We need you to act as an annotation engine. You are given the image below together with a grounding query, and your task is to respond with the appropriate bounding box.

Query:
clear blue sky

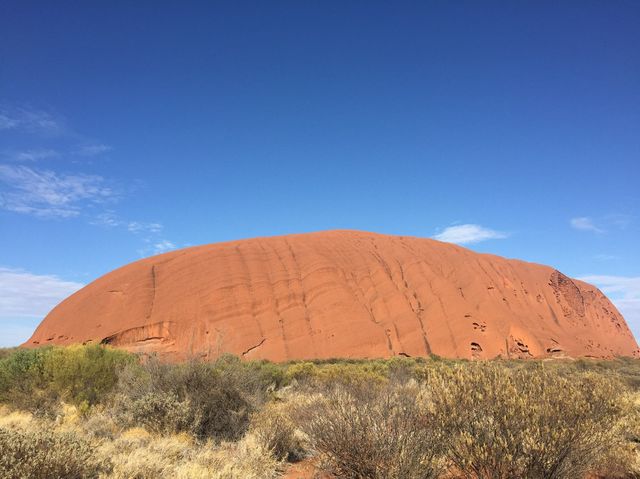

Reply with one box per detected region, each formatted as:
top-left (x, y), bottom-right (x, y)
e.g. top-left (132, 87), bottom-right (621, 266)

top-left (1, 1), bottom-right (638, 346)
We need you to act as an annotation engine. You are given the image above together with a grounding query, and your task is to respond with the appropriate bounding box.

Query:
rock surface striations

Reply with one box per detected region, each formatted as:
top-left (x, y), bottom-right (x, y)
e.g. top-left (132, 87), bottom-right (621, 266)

top-left (26, 231), bottom-right (639, 360)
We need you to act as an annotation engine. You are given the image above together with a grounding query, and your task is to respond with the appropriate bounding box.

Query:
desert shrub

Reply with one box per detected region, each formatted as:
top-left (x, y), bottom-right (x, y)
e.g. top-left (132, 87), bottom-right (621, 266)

top-left (295, 381), bottom-right (445, 479)
top-left (292, 361), bottom-right (390, 390)
top-left (211, 354), bottom-right (286, 402)
top-left (0, 345), bottom-right (135, 416)
top-left (0, 427), bottom-right (105, 479)
top-left (43, 344), bottom-right (135, 406)
top-left (0, 348), bottom-right (17, 361)
top-left (427, 363), bottom-right (633, 479)
top-left (117, 390), bottom-right (195, 435)
top-left (0, 348), bottom-right (50, 395)
top-left (112, 358), bottom-right (253, 440)
top-left (284, 361), bottom-right (318, 383)
top-left (284, 356), bottom-right (434, 388)
top-left (77, 408), bottom-right (121, 440)
top-left (0, 347), bottom-right (60, 416)
top-left (249, 400), bottom-right (304, 460)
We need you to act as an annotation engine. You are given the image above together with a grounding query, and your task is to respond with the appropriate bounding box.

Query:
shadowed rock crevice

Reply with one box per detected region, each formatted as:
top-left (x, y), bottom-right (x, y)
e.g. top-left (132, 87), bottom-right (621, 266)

top-left (100, 321), bottom-right (175, 348)
top-left (241, 338), bottom-right (266, 357)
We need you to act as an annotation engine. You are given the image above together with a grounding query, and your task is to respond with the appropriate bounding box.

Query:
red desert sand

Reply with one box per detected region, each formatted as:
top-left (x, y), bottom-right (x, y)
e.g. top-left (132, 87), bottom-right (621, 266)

top-left (26, 230), bottom-right (639, 360)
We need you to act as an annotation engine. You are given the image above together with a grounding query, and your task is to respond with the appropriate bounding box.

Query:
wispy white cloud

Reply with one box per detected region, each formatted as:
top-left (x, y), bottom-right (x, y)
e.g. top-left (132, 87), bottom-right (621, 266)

top-left (0, 164), bottom-right (114, 218)
top-left (607, 213), bottom-right (634, 230)
top-left (594, 254), bottom-right (618, 261)
top-left (433, 224), bottom-right (508, 245)
top-left (75, 144), bottom-right (112, 157)
top-left (570, 217), bottom-right (604, 233)
top-left (580, 275), bottom-right (640, 340)
top-left (0, 114), bottom-right (20, 130)
top-left (2, 148), bottom-right (59, 162)
top-left (93, 212), bottom-right (172, 256)
top-left (580, 275), bottom-right (640, 299)
top-left (93, 213), bottom-right (164, 234)
top-left (0, 267), bottom-right (84, 347)
top-left (128, 221), bottom-right (163, 234)
top-left (0, 267), bottom-right (83, 319)
top-left (92, 211), bottom-right (122, 228)
top-left (152, 240), bottom-right (177, 254)
top-left (570, 214), bottom-right (634, 234)
top-left (0, 107), bottom-right (66, 136)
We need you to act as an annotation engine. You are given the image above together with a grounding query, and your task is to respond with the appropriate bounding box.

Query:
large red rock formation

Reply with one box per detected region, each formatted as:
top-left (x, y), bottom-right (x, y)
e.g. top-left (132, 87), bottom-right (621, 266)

top-left (25, 231), bottom-right (638, 360)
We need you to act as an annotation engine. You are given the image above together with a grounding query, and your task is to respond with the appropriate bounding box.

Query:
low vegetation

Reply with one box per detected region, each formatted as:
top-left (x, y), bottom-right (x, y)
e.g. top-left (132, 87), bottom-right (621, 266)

top-left (1, 345), bottom-right (640, 478)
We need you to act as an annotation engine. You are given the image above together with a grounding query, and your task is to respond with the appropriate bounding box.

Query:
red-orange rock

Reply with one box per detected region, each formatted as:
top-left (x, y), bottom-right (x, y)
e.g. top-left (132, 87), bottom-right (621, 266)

top-left (25, 231), bottom-right (638, 360)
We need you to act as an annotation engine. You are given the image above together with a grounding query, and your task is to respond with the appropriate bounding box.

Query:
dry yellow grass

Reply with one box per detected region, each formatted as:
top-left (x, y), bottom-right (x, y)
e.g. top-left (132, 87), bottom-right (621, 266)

top-left (0, 406), bottom-right (283, 479)
top-left (0, 406), bottom-right (33, 430)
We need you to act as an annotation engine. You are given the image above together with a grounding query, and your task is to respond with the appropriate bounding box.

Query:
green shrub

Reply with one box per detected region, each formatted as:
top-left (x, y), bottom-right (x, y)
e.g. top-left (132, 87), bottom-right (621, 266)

top-left (0, 348), bottom-right (50, 392)
top-left (112, 358), bottom-right (253, 440)
top-left (44, 344), bottom-right (135, 406)
top-left (283, 361), bottom-right (318, 383)
top-left (0, 427), bottom-right (105, 479)
top-left (427, 363), bottom-right (632, 479)
top-left (212, 354), bottom-right (287, 401)
top-left (0, 347), bottom-right (59, 416)
top-left (0, 345), bottom-right (135, 414)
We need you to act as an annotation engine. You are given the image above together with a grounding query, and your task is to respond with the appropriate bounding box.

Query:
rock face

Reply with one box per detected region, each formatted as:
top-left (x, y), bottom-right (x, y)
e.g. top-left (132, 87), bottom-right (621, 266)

top-left (25, 231), bottom-right (638, 360)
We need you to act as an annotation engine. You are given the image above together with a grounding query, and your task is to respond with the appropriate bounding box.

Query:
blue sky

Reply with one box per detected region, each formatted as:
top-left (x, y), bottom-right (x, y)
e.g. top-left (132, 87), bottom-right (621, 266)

top-left (1, 1), bottom-right (638, 347)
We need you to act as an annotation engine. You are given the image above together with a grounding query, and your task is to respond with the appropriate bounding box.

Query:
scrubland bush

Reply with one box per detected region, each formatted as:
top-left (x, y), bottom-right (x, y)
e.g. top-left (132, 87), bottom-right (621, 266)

top-left (0, 348), bottom-right (17, 361)
top-left (0, 345), bottom-right (133, 416)
top-left (0, 347), bottom-right (59, 416)
top-left (111, 358), bottom-right (253, 440)
top-left (2, 346), bottom-right (639, 478)
top-left (427, 363), bottom-right (633, 479)
top-left (213, 354), bottom-right (287, 396)
top-left (296, 381), bottom-right (445, 479)
top-left (285, 360), bottom-right (390, 388)
top-left (0, 427), bottom-right (104, 479)
top-left (44, 344), bottom-right (134, 406)
top-left (249, 400), bottom-right (304, 461)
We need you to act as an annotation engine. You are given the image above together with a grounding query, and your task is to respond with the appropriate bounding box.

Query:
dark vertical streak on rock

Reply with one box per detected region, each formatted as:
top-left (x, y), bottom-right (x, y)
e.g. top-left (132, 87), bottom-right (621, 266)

top-left (146, 265), bottom-right (157, 320)
top-left (395, 260), bottom-right (432, 356)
